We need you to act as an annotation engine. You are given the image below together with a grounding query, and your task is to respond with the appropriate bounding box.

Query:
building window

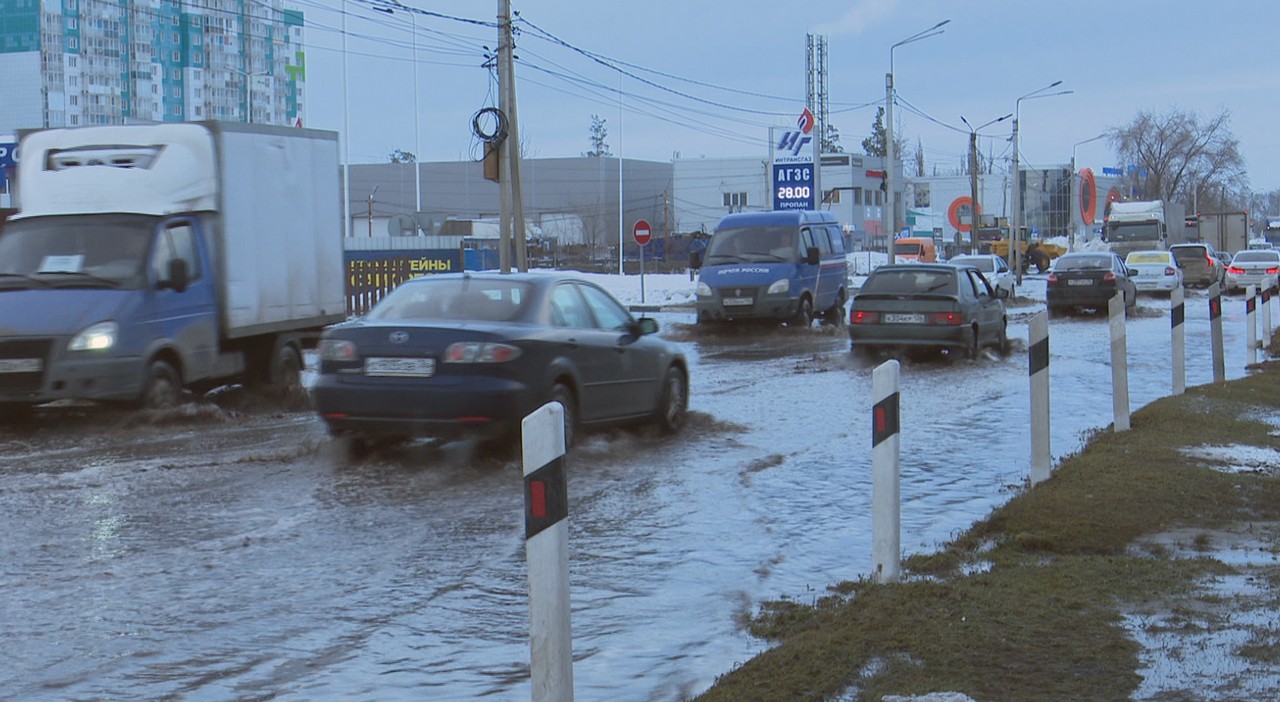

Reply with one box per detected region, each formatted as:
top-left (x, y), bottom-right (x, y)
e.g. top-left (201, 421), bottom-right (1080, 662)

top-left (853, 187), bottom-right (863, 205)
top-left (66, 17), bottom-right (77, 29)
top-left (68, 37), bottom-right (78, 49)
top-left (722, 192), bottom-right (747, 209)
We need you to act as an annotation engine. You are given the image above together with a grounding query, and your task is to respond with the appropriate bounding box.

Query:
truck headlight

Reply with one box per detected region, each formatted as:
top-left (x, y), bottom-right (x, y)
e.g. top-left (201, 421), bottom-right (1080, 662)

top-left (767, 278), bottom-right (790, 295)
top-left (69, 321), bottom-right (118, 352)
top-left (695, 281), bottom-right (712, 297)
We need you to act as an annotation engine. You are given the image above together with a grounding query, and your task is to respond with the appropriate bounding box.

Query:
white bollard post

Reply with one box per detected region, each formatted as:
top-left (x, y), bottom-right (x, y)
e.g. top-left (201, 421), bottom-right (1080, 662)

top-left (1209, 283), bottom-right (1226, 383)
top-left (1109, 294), bottom-right (1130, 432)
top-left (522, 403), bottom-right (573, 702)
top-left (1029, 312), bottom-right (1051, 485)
top-left (871, 360), bottom-right (901, 584)
top-left (1262, 280), bottom-right (1273, 347)
top-left (1171, 286), bottom-right (1185, 396)
top-left (1247, 285), bottom-right (1258, 366)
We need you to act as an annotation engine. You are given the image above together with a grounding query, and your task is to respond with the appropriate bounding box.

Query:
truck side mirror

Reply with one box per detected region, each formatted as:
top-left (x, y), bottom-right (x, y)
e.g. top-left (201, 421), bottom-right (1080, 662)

top-left (805, 246), bottom-right (820, 265)
top-left (164, 258), bottom-right (190, 293)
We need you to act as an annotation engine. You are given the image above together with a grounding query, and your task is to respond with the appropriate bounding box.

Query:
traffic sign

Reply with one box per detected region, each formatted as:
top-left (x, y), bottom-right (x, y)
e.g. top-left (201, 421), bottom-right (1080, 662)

top-left (633, 219), bottom-right (651, 246)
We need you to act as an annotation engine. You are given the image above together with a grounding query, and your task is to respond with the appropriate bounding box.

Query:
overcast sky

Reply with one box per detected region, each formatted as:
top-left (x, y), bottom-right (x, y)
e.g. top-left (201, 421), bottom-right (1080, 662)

top-left (299, 0), bottom-right (1280, 195)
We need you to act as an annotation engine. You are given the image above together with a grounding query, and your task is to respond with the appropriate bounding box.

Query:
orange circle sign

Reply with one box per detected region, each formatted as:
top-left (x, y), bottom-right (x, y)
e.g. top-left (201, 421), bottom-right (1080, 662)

top-left (1078, 168), bottom-right (1096, 223)
top-left (948, 196), bottom-right (980, 233)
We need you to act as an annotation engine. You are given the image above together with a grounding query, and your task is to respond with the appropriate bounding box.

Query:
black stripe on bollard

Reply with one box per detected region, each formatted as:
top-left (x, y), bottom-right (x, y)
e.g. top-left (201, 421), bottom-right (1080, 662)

top-left (872, 392), bottom-right (899, 447)
top-left (524, 455), bottom-right (567, 539)
top-left (1029, 336), bottom-right (1049, 376)
top-left (1209, 294), bottom-right (1222, 320)
top-left (1264, 289), bottom-right (1272, 304)
top-left (1172, 301), bottom-right (1184, 328)
top-left (1248, 295), bottom-right (1257, 314)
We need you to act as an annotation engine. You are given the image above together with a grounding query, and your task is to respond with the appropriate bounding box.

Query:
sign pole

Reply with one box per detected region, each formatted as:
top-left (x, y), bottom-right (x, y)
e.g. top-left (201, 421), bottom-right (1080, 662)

top-left (632, 219), bottom-right (651, 305)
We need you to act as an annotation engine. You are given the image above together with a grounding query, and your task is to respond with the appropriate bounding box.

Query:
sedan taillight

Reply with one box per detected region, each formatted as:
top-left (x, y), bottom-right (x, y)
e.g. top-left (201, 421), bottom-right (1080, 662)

top-left (320, 339), bottom-right (358, 361)
top-left (930, 312), bottom-right (963, 326)
top-left (444, 342), bottom-right (522, 363)
top-left (1268, 268), bottom-right (1279, 275)
top-left (850, 310), bottom-right (880, 324)
top-left (1102, 271), bottom-right (1116, 282)
top-left (1046, 273), bottom-right (1058, 284)
top-left (1228, 266), bottom-right (1245, 275)
top-left (1164, 267), bottom-right (1177, 276)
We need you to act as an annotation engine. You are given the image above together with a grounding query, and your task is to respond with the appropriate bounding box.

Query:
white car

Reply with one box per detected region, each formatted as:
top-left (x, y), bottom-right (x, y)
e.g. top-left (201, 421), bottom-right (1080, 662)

top-left (947, 254), bottom-right (1015, 298)
top-left (1123, 250), bottom-right (1183, 294)
top-left (1225, 249), bottom-right (1280, 293)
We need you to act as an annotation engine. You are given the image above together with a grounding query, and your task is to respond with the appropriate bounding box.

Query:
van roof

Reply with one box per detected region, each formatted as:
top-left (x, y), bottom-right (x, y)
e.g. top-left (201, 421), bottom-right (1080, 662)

top-left (715, 210), bottom-right (838, 230)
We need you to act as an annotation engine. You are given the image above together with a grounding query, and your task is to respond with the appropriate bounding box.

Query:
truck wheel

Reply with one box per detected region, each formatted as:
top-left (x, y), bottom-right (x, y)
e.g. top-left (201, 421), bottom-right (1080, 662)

top-left (139, 360), bottom-right (182, 409)
top-left (271, 345), bottom-right (304, 400)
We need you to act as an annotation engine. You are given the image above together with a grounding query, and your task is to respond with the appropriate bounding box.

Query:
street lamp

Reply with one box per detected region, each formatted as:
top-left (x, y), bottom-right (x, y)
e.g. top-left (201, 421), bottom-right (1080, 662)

top-left (1010, 81), bottom-right (1072, 282)
top-left (885, 19), bottom-right (950, 263)
top-left (961, 113), bottom-right (1012, 254)
top-left (1070, 133), bottom-right (1107, 250)
top-left (228, 66), bottom-right (271, 124)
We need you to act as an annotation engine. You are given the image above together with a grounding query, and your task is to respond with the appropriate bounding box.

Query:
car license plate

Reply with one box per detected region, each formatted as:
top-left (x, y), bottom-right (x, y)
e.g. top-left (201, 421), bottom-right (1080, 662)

top-left (1067, 279), bottom-right (1093, 286)
top-left (0, 358), bottom-right (42, 373)
top-left (365, 357), bottom-right (436, 377)
top-left (722, 297), bottom-right (753, 306)
top-left (884, 313), bottom-right (925, 324)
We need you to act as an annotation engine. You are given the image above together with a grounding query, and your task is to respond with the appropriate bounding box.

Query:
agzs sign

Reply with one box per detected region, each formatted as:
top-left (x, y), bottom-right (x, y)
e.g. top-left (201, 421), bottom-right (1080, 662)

top-left (774, 108), bottom-right (816, 162)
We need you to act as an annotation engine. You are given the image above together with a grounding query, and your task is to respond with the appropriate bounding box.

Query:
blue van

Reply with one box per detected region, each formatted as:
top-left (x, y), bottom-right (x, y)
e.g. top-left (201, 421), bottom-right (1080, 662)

top-left (694, 210), bottom-right (850, 326)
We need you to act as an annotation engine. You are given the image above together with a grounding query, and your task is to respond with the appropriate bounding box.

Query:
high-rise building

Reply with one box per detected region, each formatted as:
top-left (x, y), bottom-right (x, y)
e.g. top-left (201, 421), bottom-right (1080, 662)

top-left (0, 0), bottom-right (307, 134)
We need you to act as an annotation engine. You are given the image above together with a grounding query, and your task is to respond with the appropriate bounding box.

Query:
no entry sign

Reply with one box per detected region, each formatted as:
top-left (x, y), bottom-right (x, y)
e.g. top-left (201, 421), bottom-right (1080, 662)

top-left (633, 219), bottom-right (651, 246)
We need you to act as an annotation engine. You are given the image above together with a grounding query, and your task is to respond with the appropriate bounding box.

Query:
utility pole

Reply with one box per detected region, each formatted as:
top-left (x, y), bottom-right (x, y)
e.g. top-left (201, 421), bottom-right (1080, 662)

top-left (496, 0), bottom-right (528, 272)
top-left (968, 131), bottom-right (980, 255)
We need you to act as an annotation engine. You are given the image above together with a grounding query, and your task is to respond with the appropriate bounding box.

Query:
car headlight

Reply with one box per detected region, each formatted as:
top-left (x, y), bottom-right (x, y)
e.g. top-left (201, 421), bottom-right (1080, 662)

top-left (68, 321), bottom-right (118, 352)
top-left (695, 281), bottom-right (712, 297)
top-left (767, 278), bottom-right (790, 295)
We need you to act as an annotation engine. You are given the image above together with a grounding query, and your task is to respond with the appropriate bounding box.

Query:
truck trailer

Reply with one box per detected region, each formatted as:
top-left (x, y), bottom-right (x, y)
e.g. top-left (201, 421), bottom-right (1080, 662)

top-left (0, 121), bottom-right (345, 414)
top-left (1195, 211), bottom-right (1249, 257)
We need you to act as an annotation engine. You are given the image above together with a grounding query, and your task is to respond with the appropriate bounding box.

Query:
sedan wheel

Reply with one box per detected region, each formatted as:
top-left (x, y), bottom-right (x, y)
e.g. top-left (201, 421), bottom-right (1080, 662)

top-left (964, 327), bottom-right (980, 360)
top-left (655, 367), bottom-right (688, 434)
top-left (549, 383), bottom-right (577, 449)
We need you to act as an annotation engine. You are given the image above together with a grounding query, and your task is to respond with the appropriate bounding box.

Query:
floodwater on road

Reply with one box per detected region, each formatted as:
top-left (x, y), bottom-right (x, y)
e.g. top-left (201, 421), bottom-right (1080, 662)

top-left (0, 282), bottom-right (1260, 701)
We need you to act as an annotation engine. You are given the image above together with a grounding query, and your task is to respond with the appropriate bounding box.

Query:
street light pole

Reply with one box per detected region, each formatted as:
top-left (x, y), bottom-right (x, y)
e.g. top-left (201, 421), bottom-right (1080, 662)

top-left (961, 113), bottom-right (1011, 255)
top-left (885, 19), bottom-right (949, 264)
top-left (1010, 81), bottom-right (1072, 283)
top-left (1070, 133), bottom-right (1106, 251)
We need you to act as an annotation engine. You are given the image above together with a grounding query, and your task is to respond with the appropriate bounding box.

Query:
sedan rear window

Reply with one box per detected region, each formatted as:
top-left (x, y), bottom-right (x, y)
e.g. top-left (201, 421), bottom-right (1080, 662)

top-left (1231, 251), bottom-right (1280, 263)
top-left (1171, 246), bottom-right (1209, 262)
top-left (1055, 255), bottom-right (1112, 271)
top-left (1126, 252), bottom-right (1172, 264)
top-left (951, 257), bottom-right (995, 272)
top-left (861, 270), bottom-right (957, 294)
top-left (371, 278), bottom-right (531, 322)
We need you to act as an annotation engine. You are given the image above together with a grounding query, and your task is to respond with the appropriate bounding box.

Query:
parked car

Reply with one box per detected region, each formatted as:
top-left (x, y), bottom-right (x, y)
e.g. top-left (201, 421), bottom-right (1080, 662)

top-left (1046, 252), bottom-right (1138, 315)
top-left (947, 254), bottom-right (1015, 298)
top-left (848, 263), bottom-right (1010, 359)
top-left (310, 272), bottom-right (689, 452)
top-left (1168, 242), bottom-right (1226, 288)
top-left (1123, 250), bottom-right (1183, 295)
top-left (1225, 249), bottom-right (1280, 293)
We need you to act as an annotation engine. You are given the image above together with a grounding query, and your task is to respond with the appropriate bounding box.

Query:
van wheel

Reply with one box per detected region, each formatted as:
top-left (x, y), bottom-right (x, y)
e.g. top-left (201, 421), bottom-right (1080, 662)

top-left (790, 297), bottom-right (813, 328)
top-left (139, 360), bottom-right (183, 409)
top-left (824, 291), bottom-right (847, 326)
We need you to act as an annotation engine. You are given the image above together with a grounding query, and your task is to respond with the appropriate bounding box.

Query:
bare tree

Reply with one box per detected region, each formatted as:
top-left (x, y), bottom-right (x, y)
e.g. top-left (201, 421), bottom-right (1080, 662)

top-left (584, 115), bottom-right (610, 157)
top-left (1107, 108), bottom-right (1247, 206)
top-left (912, 138), bottom-right (925, 178)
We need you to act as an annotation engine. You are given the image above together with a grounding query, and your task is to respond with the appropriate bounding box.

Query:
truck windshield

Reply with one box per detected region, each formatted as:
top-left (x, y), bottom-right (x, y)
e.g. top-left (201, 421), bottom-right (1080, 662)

top-left (892, 242), bottom-right (924, 255)
top-left (1107, 223), bottom-right (1161, 242)
top-left (0, 214), bottom-right (157, 289)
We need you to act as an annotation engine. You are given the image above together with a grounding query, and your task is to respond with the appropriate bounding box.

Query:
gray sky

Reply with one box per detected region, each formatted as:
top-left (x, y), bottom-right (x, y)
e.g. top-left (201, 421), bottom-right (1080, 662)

top-left (300, 0), bottom-right (1280, 194)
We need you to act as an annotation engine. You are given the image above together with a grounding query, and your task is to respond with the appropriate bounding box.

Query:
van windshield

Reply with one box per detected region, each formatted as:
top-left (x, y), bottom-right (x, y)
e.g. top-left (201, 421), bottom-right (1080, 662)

top-left (705, 225), bottom-right (798, 264)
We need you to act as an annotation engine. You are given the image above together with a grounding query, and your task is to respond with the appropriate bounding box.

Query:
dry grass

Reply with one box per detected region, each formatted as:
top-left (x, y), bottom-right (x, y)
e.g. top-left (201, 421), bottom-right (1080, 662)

top-left (694, 347), bottom-right (1280, 701)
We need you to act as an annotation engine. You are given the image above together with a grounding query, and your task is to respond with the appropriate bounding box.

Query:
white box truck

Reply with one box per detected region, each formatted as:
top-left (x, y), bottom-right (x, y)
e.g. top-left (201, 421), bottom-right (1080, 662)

top-left (0, 121), bottom-right (345, 414)
top-left (1103, 199), bottom-right (1186, 257)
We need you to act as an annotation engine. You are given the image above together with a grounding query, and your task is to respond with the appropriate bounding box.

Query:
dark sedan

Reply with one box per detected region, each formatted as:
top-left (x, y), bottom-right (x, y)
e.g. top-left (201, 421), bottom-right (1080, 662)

top-left (310, 272), bottom-right (689, 451)
top-left (848, 263), bottom-right (1010, 359)
top-left (1046, 252), bottom-right (1137, 315)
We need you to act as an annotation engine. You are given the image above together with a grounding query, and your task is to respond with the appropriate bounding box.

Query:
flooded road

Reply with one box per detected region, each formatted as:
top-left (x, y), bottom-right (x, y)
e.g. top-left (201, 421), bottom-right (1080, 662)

top-left (0, 283), bottom-right (1258, 700)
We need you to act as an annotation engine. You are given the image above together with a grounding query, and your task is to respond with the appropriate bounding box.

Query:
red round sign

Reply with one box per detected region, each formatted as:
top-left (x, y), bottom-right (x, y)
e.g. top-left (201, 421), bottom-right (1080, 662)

top-left (633, 219), bottom-right (652, 246)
